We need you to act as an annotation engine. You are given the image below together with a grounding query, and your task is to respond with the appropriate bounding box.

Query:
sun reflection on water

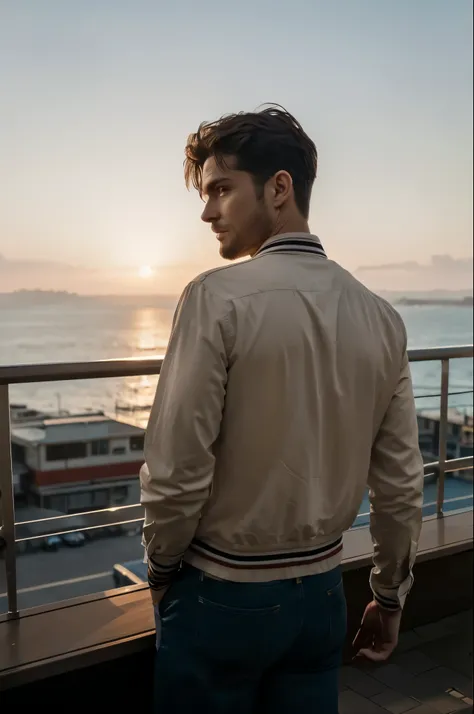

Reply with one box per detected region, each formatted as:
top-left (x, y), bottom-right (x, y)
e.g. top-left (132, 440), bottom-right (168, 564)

top-left (115, 308), bottom-right (171, 427)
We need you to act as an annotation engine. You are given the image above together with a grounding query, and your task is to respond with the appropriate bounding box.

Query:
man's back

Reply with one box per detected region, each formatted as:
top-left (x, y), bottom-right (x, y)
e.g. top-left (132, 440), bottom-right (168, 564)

top-left (182, 237), bottom-right (416, 580)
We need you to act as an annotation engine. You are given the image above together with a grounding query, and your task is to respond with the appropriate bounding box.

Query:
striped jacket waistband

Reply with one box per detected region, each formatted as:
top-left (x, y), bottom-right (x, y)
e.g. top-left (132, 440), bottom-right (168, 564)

top-left (189, 537), bottom-right (343, 571)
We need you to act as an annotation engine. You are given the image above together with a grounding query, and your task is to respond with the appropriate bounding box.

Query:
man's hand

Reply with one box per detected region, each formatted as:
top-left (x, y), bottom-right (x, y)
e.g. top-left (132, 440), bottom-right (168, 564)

top-left (352, 600), bottom-right (402, 662)
top-left (150, 586), bottom-right (170, 607)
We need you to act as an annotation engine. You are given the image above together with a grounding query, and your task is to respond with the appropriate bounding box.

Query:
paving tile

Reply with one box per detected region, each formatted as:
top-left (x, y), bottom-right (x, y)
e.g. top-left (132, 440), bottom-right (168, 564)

top-left (440, 611), bottom-right (473, 632)
top-left (416, 667), bottom-right (473, 699)
top-left (419, 637), bottom-right (473, 679)
top-left (370, 663), bottom-right (417, 691)
top-left (338, 688), bottom-right (388, 713)
top-left (340, 665), bottom-right (387, 696)
top-left (397, 630), bottom-right (425, 653)
top-left (368, 664), bottom-right (472, 713)
top-left (371, 688), bottom-right (421, 713)
top-left (414, 619), bottom-right (460, 644)
top-left (340, 665), bottom-right (387, 697)
top-left (447, 657), bottom-right (474, 681)
top-left (393, 650), bottom-right (438, 675)
top-left (404, 682), bottom-right (472, 713)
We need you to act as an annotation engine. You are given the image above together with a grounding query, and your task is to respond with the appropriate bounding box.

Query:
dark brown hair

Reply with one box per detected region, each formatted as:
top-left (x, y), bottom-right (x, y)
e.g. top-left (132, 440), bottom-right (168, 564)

top-left (184, 105), bottom-right (318, 218)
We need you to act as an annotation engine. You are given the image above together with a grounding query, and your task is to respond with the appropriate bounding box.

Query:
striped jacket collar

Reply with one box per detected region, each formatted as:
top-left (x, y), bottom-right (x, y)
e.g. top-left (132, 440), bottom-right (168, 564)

top-left (254, 232), bottom-right (327, 259)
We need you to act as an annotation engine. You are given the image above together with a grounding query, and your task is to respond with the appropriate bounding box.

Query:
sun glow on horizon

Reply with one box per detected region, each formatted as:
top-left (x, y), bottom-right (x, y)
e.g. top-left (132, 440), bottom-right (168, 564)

top-left (138, 265), bottom-right (154, 279)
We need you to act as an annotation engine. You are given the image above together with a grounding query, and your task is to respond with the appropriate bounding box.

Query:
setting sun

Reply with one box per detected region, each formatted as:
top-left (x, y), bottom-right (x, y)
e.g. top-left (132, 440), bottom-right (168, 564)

top-left (138, 265), bottom-right (154, 279)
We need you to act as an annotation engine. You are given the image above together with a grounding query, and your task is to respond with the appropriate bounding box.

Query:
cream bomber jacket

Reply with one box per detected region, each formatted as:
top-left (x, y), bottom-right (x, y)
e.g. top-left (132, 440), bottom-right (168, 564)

top-left (140, 233), bottom-right (424, 610)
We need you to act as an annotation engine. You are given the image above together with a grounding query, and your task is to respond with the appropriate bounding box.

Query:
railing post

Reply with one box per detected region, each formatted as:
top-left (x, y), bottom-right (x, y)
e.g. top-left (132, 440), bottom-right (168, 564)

top-left (436, 359), bottom-right (450, 516)
top-left (0, 384), bottom-right (19, 617)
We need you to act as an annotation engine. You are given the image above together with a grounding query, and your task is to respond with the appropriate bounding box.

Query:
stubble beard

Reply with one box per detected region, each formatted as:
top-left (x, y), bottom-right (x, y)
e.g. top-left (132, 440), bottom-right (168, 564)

top-left (220, 202), bottom-right (274, 261)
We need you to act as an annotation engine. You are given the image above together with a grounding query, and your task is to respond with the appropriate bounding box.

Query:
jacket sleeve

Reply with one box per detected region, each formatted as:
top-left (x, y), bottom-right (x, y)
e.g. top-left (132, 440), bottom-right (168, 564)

top-left (139, 279), bottom-right (232, 592)
top-left (368, 348), bottom-right (424, 610)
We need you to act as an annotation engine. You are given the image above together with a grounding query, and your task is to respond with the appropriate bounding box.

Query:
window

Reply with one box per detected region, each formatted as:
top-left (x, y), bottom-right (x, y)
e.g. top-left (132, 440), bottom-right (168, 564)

top-left (130, 436), bottom-right (145, 452)
top-left (47, 494), bottom-right (67, 512)
top-left (46, 442), bottom-right (87, 462)
top-left (112, 446), bottom-right (126, 455)
top-left (11, 443), bottom-right (26, 462)
top-left (112, 486), bottom-right (128, 504)
top-left (91, 439), bottom-right (109, 456)
top-left (92, 489), bottom-right (109, 508)
top-left (67, 491), bottom-right (93, 511)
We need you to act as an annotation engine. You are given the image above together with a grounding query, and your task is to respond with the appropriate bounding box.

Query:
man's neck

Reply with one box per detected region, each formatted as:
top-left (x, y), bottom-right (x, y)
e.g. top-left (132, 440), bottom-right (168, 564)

top-left (271, 217), bottom-right (310, 237)
top-left (248, 217), bottom-right (312, 258)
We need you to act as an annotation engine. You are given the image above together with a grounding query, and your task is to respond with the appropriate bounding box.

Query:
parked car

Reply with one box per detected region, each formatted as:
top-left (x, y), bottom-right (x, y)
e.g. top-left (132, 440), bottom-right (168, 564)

top-left (61, 531), bottom-right (86, 547)
top-left (43, 535), bottom-right (62, 552)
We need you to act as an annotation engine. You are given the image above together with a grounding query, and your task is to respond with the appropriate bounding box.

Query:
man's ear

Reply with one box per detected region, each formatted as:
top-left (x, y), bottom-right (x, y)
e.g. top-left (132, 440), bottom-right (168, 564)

top-left (272, 170), bottom-right (293, 208)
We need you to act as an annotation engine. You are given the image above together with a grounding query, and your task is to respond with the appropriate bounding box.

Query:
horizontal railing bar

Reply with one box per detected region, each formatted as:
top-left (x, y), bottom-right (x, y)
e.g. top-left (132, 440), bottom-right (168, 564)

top-left (15, 502), bottom-right (141, 527)
top-left (14, 505), bottom-right (144, 541)
top-left (15, 517), bottom-right (145, 543)
top-left (422, 494), bottom-right (473, 509)
top-left (407, 345), bottom-right (473, 362)
top-left (414, 389), bottom-right (473, 399)
top-left (0, 356), bottom-right (164, 385)
top-left (18, 491), bottom-right (474, 541)
top-left (0, 345), bottom-right (472, 385)
top-left (355, 493), bottom-right (474, 520)
top-left (424, 456), bottom-right (473, 474)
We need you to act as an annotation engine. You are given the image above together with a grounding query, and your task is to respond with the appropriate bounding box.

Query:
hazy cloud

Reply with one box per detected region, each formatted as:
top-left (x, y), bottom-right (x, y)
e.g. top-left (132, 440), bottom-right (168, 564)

top-left (355, 254), bottom-right (473, 291)
top-left (0, 253), bottom-right (209, 296)
top-left (357, 255), bottom-right (472, 272)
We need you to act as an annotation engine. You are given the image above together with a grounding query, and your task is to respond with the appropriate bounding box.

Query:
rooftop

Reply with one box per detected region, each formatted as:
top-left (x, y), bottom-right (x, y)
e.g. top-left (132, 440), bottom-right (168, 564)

top-left (420, 409), bottom-right (473, 427)
top-left (11, 414), bottom-right (144, 446)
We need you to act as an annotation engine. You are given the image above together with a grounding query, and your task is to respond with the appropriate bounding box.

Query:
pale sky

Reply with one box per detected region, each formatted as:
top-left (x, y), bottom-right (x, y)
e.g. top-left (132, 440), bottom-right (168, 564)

top-left (1, 0), bottom-right (472, 294)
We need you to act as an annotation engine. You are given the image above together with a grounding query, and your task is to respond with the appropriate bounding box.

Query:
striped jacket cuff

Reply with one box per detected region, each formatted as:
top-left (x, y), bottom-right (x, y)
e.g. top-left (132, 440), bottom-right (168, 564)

top-left (373, 592), bottom-right (402, 611)
top-left (148, 553), bottom-right (181, 591)
top-left (370, 571), bottom-right (414, 611)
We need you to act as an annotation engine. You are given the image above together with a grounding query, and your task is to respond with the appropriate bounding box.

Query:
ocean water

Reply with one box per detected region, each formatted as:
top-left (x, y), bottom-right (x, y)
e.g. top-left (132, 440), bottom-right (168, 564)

top-left (0, 299), bottom-right (472, 428)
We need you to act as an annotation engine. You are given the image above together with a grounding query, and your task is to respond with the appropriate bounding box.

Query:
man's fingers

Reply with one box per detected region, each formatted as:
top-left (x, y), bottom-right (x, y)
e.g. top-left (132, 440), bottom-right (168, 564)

top-left (357, 647), bottom-right (392, 662)
top-left (352, 623), bottom-right (377, 652)
top-left (352, 626), bottom-right (371, 651)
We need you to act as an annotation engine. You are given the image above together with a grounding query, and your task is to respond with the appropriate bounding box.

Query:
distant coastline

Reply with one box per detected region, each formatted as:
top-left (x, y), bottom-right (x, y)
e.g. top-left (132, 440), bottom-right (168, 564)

top-left (0, 289), bottom-right (179, 309)
top-left (395, 296), bottom-right (473, 307)
top-left (0, 289), bottom-right (472, 309)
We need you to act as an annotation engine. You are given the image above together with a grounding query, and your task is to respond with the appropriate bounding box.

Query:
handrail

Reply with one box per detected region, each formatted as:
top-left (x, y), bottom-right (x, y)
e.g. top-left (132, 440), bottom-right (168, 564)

top-left (0, 344), bottom-right (472, 385)
top-left (0, 356), bottom-right (165, 385)
top-left (1, 344), bottom-right (473, 619)
top-left (424, 456), bottom-right (473, 474)
top-left (407, 345), bottom-right (473, 362)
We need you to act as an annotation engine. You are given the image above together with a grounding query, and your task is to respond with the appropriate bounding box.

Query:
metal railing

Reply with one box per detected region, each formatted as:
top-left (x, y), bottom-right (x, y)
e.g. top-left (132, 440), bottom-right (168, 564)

top-left (0, 345), bottom-right (473, 618)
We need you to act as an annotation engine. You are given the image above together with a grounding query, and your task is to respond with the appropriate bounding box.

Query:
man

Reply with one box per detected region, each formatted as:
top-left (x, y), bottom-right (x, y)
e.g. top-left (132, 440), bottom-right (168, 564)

top-left (140, 106), bottom-right (424, 713)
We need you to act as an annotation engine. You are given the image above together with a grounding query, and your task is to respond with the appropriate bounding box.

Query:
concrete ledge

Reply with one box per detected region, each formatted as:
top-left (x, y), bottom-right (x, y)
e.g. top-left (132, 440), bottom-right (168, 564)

top-left (1, 511), bottom-right (472, 703)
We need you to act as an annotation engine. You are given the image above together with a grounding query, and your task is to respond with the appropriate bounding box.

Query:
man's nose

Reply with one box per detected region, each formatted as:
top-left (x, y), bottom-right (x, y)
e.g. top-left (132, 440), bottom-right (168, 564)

top-left (201, 200), bottom-right (219, 223)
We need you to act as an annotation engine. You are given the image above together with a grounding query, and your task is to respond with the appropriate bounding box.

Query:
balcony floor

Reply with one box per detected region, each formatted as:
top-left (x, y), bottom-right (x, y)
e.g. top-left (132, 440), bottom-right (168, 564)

top-left (339, 609), bottom-right (473, 713)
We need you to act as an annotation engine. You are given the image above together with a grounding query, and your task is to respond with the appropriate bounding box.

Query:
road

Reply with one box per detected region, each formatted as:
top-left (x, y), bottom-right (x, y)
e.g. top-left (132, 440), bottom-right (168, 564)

top-left (0, 534), bottom-right (144, 612)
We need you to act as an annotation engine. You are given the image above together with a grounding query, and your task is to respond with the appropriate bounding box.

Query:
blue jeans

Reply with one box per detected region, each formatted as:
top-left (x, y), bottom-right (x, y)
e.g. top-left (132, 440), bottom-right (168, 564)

top-left (153, 563), bottom-right (346, 713)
